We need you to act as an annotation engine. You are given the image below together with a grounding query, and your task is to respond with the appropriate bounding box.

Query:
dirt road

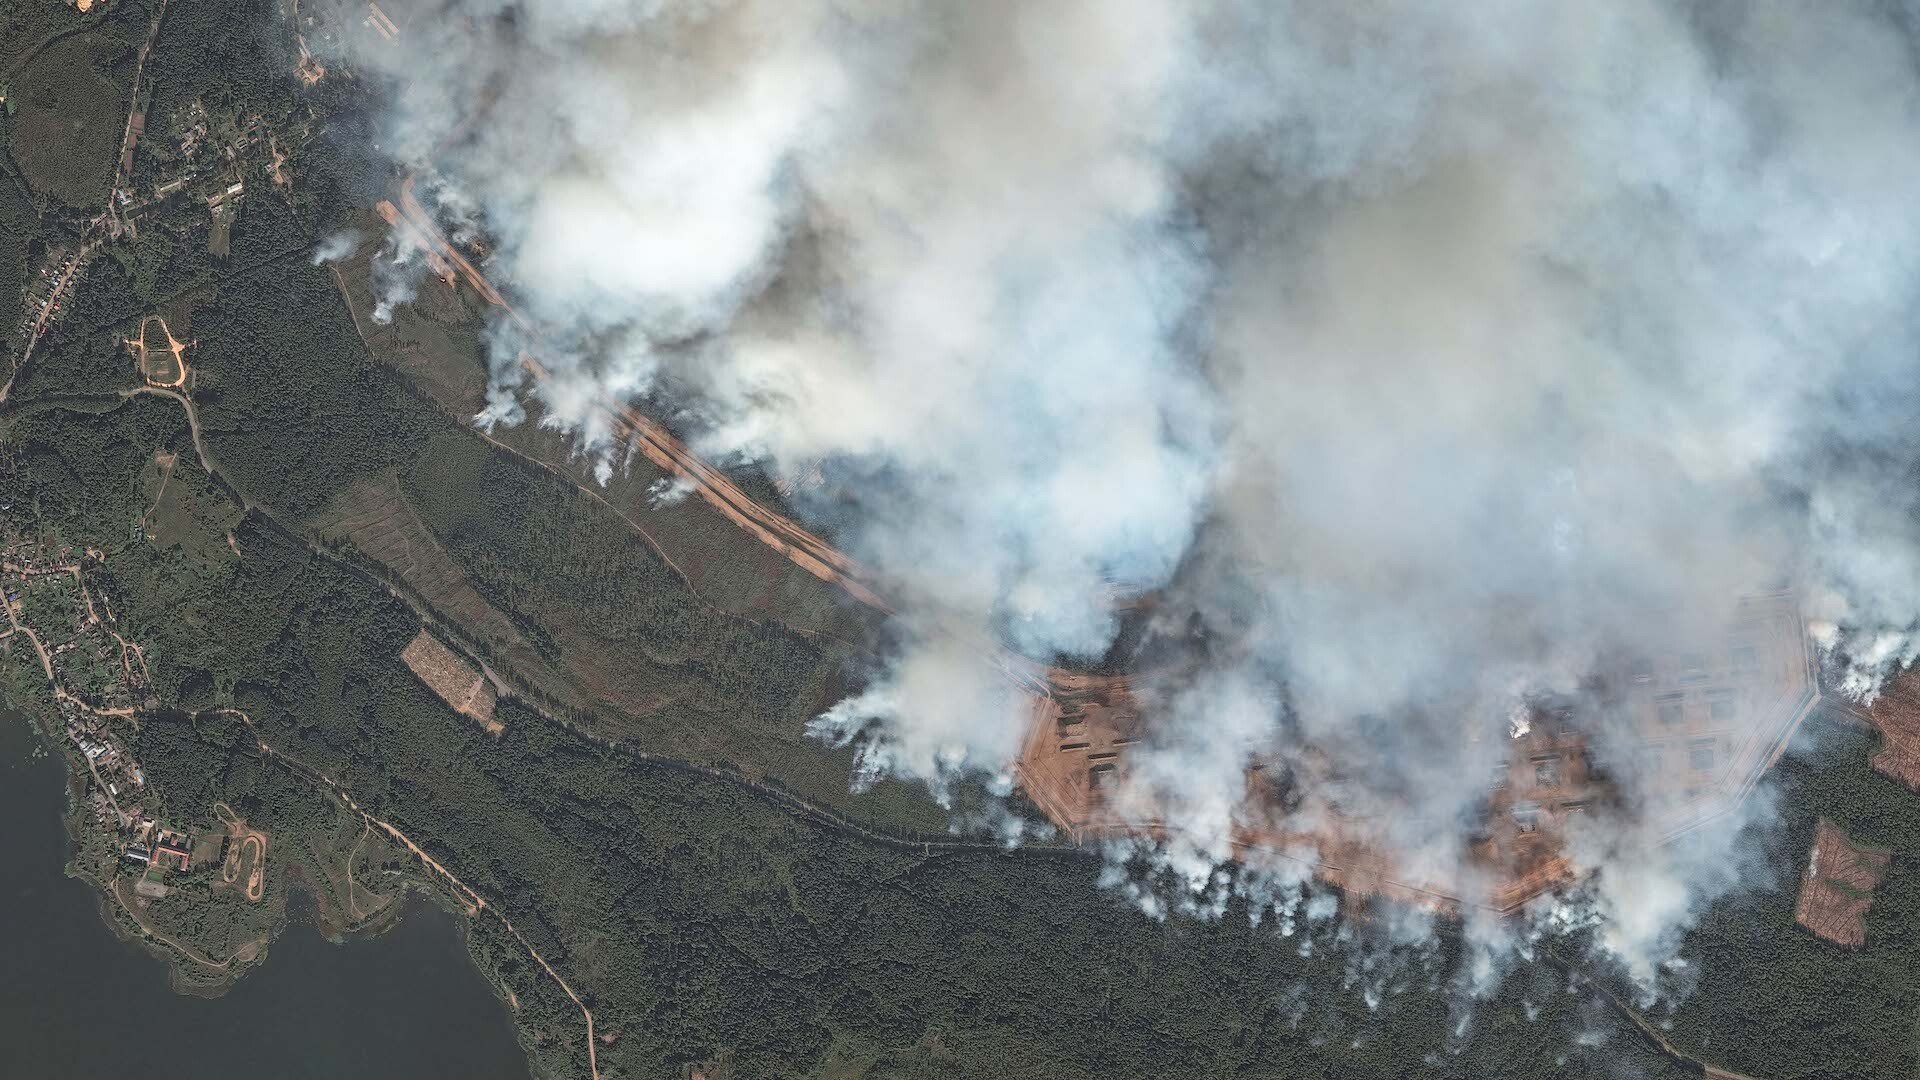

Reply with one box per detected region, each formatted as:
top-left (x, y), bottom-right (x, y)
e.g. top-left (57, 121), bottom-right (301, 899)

top-left (120, 385), bottom-right (235, 505)
top-left (106, 877), bottom-right (247, 972)
top-left (127, 315), bottom-right (191, 388)
top-left (212, 707), bottom-right (603, 1080)
top-left (383, 177), bottom-right (894, 608)
top-left (2, 242), bottom-right (98, 404)
top-left (377, 178), bottom-right (1115, 707)
top-left (109, 0), bottom-right (171, 233)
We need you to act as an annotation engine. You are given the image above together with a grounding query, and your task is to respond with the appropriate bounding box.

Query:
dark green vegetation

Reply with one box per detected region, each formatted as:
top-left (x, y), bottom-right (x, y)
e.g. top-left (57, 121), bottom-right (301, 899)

top-left (2, 390), bottom-right (1697, 1079)
top-left (0, 143), bottom-right (37, 357)
top-left (2, 3), bottom-right (1916, 1078)
top-left (5, 20), bottom-right (135, 208)
top-left (1659, 712), bottom-right (1920, 1079)
top-left (0, 706), bottom-right (529, 1080)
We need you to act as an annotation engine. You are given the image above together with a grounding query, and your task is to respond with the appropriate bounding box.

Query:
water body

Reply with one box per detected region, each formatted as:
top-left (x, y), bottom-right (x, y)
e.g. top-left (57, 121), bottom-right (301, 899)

top-left (0, 705), bottom-right (532, 1080)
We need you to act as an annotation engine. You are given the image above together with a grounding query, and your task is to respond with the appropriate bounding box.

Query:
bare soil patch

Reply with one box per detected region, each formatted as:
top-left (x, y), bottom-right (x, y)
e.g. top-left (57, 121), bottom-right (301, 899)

top-left (216, 805), bottom-right (271, 904)
top-left (1866, 671), bottom-right (1920, 791)
top-left (129, 314), bottom-right (190, 387)
top-left (400, 628), bottom-right (501, 735)
top-left (1794, 818), bottom-right (1891, 948)
top-left (313, 474), bottom-right (576, 706)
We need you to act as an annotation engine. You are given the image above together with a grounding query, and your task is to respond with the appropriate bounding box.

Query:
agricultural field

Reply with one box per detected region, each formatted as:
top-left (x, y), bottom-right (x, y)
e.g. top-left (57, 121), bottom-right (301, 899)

top-left (7, 218), bottom-right (1864, 1080)
top-left (331, 247), bottom-right (876, 644)
top-left (0, 376), bottom-right (1699, 1075)
top-left (3, 234), bottom-right (942, 830)
top-left (311, 470), bottom-right (579, 710)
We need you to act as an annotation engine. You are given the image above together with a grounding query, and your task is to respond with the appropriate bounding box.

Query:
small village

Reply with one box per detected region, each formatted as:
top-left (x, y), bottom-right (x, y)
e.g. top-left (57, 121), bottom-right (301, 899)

top-left (0, 526), bottom-right (260, 905)
top-left (7, 91), bottom-right (315, 393)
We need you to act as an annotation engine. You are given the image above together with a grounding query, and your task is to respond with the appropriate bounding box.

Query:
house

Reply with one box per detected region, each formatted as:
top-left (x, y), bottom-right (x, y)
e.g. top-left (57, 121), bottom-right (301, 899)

top-left (154, 831), bottom-right (193, 872)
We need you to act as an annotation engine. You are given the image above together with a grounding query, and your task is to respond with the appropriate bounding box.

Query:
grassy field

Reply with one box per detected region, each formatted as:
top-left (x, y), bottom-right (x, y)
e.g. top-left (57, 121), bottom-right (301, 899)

top-left (7, 32), bottom-right (129, 209)
top-left (143, 452), bottom-right (242, 566)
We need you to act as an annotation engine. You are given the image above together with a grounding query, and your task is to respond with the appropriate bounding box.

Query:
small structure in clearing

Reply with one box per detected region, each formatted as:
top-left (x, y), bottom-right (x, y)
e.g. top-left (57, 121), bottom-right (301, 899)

top-left (401, 628), bottom-right (501, 735)
top-left (1794, 818), bottom-right (1891, 949)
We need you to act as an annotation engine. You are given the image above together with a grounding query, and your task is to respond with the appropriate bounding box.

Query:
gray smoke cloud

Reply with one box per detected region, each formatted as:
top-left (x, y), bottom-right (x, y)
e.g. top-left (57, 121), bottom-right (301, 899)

top-left (318, 0), bottom-right (1920, 996)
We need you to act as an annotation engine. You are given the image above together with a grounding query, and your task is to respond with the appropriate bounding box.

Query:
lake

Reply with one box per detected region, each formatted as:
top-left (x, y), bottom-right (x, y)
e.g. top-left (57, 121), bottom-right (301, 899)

top-left (0, 703), bottom-right (533, 1080)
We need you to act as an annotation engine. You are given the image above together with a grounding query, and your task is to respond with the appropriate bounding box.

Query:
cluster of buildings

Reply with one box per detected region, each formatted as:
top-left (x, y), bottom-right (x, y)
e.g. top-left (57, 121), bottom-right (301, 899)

top-left (123, 824), bottom-right (204, 875)
top-left (109, 97), bottom-right (312, 254)
top-left (13, 247), bottom-right (86, 352)
top-left (0, 538), bottom-right (204, 889)
top-left (4, 544), bottom-right (142, 705)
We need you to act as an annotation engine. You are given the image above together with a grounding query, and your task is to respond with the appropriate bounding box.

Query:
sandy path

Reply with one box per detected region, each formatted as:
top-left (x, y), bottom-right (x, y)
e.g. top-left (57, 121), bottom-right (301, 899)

top-left (126, 315), bottom-right (192, 388)
top-left (103, 877), bottom-right (242, 972)
top-left (342, 821), bottom-right (397, 922)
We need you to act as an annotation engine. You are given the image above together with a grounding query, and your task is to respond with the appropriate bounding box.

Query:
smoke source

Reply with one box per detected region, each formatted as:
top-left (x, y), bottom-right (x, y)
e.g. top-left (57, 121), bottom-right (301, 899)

top-left (322, 0), bottom-right (1920, 991)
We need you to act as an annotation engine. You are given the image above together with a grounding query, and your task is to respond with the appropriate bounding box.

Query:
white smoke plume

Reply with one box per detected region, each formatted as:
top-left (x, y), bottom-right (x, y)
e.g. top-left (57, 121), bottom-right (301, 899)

top-left (319, 0), bottom-right (1920, 995)
top-left (368, 232), bottom-right (424, 325)
top-left (643, 474), bottom-right (695, 509)
top-left (308, 228), bottom-right (362, 265)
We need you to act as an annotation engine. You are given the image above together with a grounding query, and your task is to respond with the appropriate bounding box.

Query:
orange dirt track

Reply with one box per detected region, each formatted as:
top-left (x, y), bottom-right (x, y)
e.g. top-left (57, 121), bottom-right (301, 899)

top-left (379, 176), bottom-right (1079, 679)
top-left (372, 177), bottom-right (1820, 916)
top-left (126, 314), bottom-right (191, 388)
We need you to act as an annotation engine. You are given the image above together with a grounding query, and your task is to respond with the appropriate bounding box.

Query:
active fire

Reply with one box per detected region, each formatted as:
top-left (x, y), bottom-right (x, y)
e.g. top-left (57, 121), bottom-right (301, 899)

top-left (1015, 593), bottom-right (1819, 913)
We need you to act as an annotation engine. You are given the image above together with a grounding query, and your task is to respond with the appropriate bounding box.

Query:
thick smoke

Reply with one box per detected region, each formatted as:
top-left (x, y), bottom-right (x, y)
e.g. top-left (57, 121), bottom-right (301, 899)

top-left (321, 0), bottom-right (1920, 990)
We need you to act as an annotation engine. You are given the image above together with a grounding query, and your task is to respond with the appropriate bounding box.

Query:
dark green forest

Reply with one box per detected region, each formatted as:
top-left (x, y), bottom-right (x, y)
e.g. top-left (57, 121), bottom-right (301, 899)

top-left (0, 390), bottom-right (1708, 1079)
top-left (3, 2), bottom-right (1919, 1079)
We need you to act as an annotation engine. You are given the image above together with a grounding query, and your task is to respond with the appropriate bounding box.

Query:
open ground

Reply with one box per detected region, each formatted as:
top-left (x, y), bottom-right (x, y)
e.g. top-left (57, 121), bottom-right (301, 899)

top-left (1794, 817), bottom-right (1891, 948)
top-left (1865, 671), bottom-right (1920, 790)
top-left (400, 627), bottom-right (501, 735)
top-left (215, 801), bottom-right (271, 904)
top-left (126, 314), bottom-right (191, 388)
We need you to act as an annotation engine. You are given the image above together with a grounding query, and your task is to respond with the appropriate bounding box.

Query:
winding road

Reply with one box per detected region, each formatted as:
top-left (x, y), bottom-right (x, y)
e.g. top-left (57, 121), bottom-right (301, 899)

top-left (210, 706), bottom-right (606, 1080)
